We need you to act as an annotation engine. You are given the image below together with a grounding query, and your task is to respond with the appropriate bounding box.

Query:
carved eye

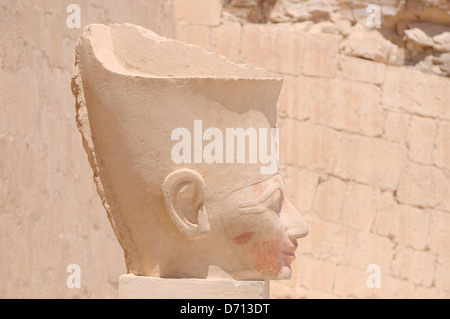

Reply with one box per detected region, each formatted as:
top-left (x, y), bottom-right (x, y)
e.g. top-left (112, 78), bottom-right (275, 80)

top-left (239, 186), bottom-right (284, 215)
top-left (267, 196), bottom-right (282, 215)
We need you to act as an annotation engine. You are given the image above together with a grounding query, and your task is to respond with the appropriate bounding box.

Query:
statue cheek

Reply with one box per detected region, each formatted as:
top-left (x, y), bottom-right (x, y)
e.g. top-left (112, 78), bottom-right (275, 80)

top-left (249, 228), bottom-right (284, 276)
top-left (232, 232), bottom-right (254, 245)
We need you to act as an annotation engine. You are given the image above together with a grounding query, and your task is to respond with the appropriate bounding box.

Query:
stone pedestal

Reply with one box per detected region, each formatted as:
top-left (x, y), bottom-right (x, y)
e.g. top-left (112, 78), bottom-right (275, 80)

top-left (119, 274), bottom-right (269, 299)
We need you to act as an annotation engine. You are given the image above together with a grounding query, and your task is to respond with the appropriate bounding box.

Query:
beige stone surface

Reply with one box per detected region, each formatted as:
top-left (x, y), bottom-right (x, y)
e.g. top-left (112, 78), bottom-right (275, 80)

top-left (392, 247), bottom-right (436, 287)
top-left (397, 162), bottom-right (448, 208)
top-left (296, 257), bottom-right (336, 293)
top-left (407, 117), bottom-right (438, 165)
top-left (281, 166), bottom-right (319, 214)
top-left (277, 76), bottom-right (333, 121)
top-left (414, 287), bottom-right (446, 299)
top-left (435, 256), bottom-right (450, 291)
top-left (383, 112), bottom-right (410, 144)
top-left (315, 80), bottom-right (384, 137)
top-left (209, 22), bottom-right (242, 62)
top-left (374, 195), bottom-right (430, 250)
top-left (334, 266), bottom-right (416, 299)
top-left (174, 0), bottom-right (221, 25)
top-left (313, 177), bottom-right (347, 222)
top-left (339, 55), bottom-right (386, 85)
top-left (280, 120), bottom-right (341, 173)
top-left (341, 183), bottom-right (380, 231)
top-left (119, 275), bottom-right (268, 299)
top-left (428, 211), bottom-right (450, 256)
top-left (434, 121), bottom-right (450, 170)
top-left (0, 0), bottom-right (173, 299)
top-left (382, 67), bottom-right (450, 120)
top-left (350, 233), bottom-right (395, 273)
top-left (175, 25), bottom-right (210, 48)
top-left (241, 24), bottom-right (305, 75)
top-left (334, 135), bottom-right (407, 190)
top-left (302, 33), bottom-right (340, 78)
top-left (3, 0), bottom-right (450, 299)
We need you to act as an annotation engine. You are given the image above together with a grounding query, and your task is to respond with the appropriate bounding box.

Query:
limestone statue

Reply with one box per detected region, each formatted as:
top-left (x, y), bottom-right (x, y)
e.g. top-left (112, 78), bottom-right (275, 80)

top-left (71, 23), bottom-right (308, 282)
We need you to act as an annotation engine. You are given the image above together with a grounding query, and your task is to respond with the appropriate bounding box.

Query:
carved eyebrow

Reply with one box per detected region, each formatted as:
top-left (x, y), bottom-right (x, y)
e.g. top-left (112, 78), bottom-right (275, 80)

top-left (239, 183), bottom-right (283, 210)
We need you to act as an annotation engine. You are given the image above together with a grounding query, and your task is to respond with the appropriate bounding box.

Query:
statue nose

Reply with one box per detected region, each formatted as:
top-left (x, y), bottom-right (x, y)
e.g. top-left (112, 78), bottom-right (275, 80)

top-left (281, 200), bottom-right (309, 240)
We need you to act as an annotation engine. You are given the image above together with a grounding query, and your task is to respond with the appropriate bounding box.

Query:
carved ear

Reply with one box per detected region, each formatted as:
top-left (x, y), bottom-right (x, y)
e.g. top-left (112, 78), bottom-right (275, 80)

top-left (162, 169), bottom-right (210, 240)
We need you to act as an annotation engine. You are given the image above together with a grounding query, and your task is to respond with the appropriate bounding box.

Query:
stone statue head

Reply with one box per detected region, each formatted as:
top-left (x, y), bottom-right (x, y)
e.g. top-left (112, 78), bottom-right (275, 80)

top-left (72, 23), bottom-right (308, 281)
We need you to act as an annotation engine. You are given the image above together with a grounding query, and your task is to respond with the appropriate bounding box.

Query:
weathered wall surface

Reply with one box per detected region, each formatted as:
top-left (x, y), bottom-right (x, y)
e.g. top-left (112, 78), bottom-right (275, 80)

top-left (1, 0), bottom-right (450, 299)
top-left (0, 0), bottom-right (174, 298)
top-left (175, 0), bottom-right (450, 299)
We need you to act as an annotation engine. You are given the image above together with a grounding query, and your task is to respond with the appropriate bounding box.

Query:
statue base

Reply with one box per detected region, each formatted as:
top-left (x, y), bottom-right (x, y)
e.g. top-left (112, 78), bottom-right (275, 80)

top-left (119, 274), bottom-right (269, 299)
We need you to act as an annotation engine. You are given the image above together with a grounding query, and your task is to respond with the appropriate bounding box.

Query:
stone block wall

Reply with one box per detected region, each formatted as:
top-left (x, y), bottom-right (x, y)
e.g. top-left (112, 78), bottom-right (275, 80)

top-left (175, 0), bottom-right (450, 299)
top-left (0, 0), bottom-right (174, 298)
top-left (1, 0), bottom-right (449, 299)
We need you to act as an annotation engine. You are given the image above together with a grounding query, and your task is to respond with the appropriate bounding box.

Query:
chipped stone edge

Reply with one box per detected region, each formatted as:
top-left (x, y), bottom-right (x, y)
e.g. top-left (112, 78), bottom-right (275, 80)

top-left (71, 31), bottom-right (142, 274)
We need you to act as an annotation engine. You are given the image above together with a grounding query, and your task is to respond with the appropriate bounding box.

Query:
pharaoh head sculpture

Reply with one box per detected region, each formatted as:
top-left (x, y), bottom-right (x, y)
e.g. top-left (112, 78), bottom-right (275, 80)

top-left (72, 23), bottom-right (308, 281)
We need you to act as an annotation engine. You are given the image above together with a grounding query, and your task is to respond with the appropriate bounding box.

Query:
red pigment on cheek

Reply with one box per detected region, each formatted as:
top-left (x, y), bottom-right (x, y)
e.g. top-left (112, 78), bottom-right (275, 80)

top-left (232, 232), bottom-right (254, 245)
top-left (249, 228), bottom-right (285, 277)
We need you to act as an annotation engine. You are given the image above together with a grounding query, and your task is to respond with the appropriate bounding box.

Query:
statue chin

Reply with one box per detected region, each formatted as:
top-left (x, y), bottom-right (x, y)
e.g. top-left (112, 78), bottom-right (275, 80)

top-left (72, 22), bottom-right (308, 281)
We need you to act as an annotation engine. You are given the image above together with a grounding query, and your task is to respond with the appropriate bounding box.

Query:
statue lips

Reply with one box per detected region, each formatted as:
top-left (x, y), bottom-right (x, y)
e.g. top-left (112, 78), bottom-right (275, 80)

top-left (282, 242), bottom-right (297, 266)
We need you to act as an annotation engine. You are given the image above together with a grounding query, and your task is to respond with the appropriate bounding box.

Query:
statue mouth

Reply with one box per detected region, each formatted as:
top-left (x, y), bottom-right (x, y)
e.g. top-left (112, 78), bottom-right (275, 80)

top-left (282, 244), bottom-right (297, 265)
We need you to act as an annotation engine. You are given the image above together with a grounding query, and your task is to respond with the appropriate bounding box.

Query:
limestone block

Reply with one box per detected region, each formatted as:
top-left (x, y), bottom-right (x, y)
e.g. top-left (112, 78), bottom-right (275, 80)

top-left (174, 0), bottom-right (222, 25)
top-left (298, 217), bottom-right (359, 265)
top-left (341, 183), bottom-right (380, 232)
top-left (302, 33), bottom-right (340, 78)
top-left (405, 28), bottom-right (435, 48)
top-left (373, 192), bottom-right (397, 237)
top-left (393, 207), bottom-right (429, 251)
top-left (269, 281), bottom-right (295, 299)
top-left (281, 166), bottom-right (319, 214)
top-left (241, 24), bottom-right (305, 75)
top-left (277, 76), bottom-right (333, 121)
top-left (334, 266), bottom-right (415, 299)
top-left (339, 56), bottom-right (386, 85)
top-left (374, 192), bottom-right (430, 250)
top-left (414, 287), bottom-right (446, 299)
top-left (407, 116), bottom-right (438, 165)
top-left (428, 210), bottom-right (450, 256)
top-left (315, 80), bottom-right (384, 136)
top-left (313, 177), bottom-right (347, 222)
top-left (383, 112), bottom-right (410, 143)
top-left (341, 28), bottom-right (394, 64)
top-left (296, 256), bottom-right (336, 293)
top-left (209, 22), bottom-right (242, 62)
top-left (279, 120), bottom-right (341, 173)
top-left (434, 121), bottom-right (450, 170)
top-left (175, 25), bottom-right (210, 49)
top-left (397, 162), bottom-right (447, 208)
top-left (350, 233), bottom-right (395, 274)
top-left (274, 27), bottom-right (306, 75)
top-left (241, 24), bottom-right (276, 71)
top-left (119, 274), bottom-right (267, 299)
top-left (334, 135), bottom-right (407, 190)
top-left (435, 256), bottom-right (450, 291)
top-left (333, 266), bottom-right (374, 298)
top-left (392, 247), bottom-right (436, 287)
top-left (382, 66), bottom-right (450, 120)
